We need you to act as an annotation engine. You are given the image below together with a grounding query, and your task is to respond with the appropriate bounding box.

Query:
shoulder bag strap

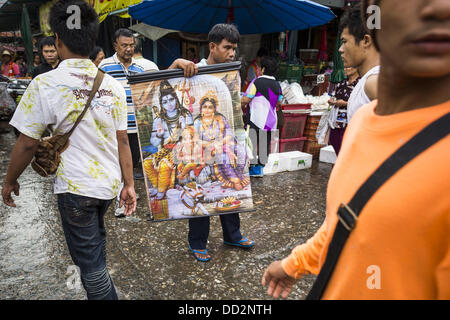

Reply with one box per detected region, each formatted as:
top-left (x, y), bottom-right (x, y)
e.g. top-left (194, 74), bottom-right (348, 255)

top-left (306, 112), bottom-right (450, 300)
top-left (65, 69), bottom-right (105, 137)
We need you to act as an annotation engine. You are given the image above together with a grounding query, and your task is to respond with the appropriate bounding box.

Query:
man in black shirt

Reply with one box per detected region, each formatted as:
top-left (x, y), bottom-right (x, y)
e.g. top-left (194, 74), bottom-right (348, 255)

top-left (32, 37), bottom-right (60, 79)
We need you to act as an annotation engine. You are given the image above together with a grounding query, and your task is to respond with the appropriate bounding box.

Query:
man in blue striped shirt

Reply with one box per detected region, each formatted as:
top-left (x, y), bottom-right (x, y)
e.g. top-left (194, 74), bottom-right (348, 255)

top-left (100, 28), bottom-right (197, 216)
top-left (99, 29), bottom-right (155, 171)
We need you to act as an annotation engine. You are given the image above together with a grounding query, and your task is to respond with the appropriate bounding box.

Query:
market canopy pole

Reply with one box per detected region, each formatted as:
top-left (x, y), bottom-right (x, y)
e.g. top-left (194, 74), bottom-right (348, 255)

top-left (226, 0), bottom-right (234, 23)
top-left (21, 4), bottom-right (33, 75)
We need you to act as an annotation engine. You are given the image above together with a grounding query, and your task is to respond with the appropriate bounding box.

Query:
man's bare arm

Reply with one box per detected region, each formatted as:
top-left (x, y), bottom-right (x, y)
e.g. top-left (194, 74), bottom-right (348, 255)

top-left (116, 130), bottom-right (136, 215)
top-left (116, 130), bottom-right (134, 187)
top-left (2, 133), bottom-right (39, 206)
top-left (365, 74), bottom-right (379, 101)
top-left (168, 58), bottom-right (198, 78)
top-left (241, 96), bottom-right (251, 111)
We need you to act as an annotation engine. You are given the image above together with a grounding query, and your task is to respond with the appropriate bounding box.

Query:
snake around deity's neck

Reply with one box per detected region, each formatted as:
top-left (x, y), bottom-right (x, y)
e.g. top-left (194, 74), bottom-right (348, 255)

top-left (162, 108), bottom-right (181, 124)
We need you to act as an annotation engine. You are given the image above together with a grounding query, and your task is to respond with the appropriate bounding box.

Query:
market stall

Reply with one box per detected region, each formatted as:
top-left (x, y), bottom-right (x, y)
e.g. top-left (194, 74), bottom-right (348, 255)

top-left (278, 73), bottom-right (330, 158)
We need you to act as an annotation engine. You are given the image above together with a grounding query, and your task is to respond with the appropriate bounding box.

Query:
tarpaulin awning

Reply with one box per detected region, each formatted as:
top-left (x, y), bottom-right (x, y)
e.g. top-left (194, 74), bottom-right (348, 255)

top-left (129, 23), bottom-right (178, 41)
top-left (129, 0), bottom-right (335, 35)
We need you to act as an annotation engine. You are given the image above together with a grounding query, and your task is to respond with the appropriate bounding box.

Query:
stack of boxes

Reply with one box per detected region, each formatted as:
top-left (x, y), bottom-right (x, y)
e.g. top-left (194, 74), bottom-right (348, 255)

top-left (303, 114), bottom-right (327, 159)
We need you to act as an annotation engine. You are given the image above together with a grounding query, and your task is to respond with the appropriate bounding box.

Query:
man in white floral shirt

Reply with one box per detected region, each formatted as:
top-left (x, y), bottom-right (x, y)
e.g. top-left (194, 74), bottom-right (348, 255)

top-left (1, 0), bottom-right (135, 300)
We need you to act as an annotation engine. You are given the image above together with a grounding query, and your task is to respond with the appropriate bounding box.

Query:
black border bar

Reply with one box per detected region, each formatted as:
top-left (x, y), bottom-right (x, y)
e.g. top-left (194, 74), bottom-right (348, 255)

top-left (127, 61), bottom-right (242, 84)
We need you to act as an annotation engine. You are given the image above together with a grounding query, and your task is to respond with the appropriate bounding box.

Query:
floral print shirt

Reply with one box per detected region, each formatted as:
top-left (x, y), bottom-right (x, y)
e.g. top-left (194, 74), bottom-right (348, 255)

top-left (10, 59), bottom-right (128, 200)
top-left (333, 77), bottom-right (360, 127)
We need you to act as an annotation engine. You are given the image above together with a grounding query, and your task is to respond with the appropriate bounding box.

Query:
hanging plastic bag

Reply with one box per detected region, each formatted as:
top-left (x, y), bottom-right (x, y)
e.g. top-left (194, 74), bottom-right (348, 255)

top-left (316, 108), bottom-right (331, 145)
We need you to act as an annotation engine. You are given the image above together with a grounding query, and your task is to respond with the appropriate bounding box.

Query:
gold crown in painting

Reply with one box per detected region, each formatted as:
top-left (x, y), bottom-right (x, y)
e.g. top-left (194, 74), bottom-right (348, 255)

top-left (200, 90), bottom-right (219, 106)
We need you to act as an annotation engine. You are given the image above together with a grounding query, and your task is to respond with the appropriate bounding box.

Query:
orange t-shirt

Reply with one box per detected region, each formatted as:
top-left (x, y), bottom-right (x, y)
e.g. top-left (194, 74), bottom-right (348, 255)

top-left (282, 100), bottom-right (450, 299)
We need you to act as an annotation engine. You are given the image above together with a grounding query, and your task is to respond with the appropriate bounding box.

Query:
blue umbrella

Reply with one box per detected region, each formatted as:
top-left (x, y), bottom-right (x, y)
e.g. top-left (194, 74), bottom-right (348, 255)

top-left (129, 0), bottom-right (335, 35)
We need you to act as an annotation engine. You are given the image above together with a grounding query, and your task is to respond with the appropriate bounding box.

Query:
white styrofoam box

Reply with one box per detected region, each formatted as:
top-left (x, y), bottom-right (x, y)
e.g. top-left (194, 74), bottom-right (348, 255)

top-left (320, 145), bottom-right (337, 164)
top-left (280, 151), bottom-right (313, 171)
top-left (270, 129), bottom-right (279, 154)
top-left (263, 153), bottom-right (285, 175)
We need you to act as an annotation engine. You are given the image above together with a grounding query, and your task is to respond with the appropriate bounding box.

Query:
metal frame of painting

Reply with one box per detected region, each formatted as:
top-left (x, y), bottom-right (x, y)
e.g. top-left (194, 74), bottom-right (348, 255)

top-left (128, 62), bottom-right (255, 221)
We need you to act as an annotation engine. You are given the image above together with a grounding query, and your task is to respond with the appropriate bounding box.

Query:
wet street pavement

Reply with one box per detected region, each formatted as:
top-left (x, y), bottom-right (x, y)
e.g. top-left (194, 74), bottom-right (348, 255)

top-left (0, 128), bottom-right (331, 300)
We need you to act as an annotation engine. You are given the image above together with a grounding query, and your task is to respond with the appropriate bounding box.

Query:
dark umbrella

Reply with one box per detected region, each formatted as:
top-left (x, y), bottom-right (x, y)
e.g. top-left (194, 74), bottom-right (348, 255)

top-left (330, 30), bottom-right (345, 84)
top-left (129, 0), bottom-right (335, 35)
top-left (20, 4), bottom-right (33, 75)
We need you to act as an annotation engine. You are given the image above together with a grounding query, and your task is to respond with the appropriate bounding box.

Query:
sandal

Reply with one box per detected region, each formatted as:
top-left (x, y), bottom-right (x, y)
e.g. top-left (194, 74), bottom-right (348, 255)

top-left (189, 245), bottom-right (211, 262)
top-left (224, 237), bottom-right (255, 249)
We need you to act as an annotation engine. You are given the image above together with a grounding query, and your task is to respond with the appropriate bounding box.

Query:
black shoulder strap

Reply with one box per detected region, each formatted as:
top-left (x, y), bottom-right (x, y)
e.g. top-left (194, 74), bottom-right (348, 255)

top-left (306, 112), bottom-right (450, 300)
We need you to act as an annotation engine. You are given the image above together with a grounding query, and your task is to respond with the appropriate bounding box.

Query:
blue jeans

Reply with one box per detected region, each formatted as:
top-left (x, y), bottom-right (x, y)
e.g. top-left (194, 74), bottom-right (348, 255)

top-left (57, 193), bottom-right (118, 300)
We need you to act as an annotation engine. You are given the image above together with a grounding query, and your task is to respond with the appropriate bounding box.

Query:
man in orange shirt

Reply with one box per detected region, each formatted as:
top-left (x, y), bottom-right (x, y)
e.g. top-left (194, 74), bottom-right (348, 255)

top-left (262, 0), bottom-right (450, 299)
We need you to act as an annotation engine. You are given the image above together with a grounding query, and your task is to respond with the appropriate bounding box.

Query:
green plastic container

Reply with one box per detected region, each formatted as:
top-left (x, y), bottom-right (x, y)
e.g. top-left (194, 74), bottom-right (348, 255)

top-left (278, 63), bottom-right (288, 80)
top-left (278, 63), bottom-right (303, 83)
top-left (286, 64), bottom-right (303, 79)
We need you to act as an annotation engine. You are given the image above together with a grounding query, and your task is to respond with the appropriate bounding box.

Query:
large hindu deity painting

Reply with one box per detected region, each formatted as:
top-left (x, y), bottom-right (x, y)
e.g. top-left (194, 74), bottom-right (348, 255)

top-left (128, 62), bottom-right (254, 221)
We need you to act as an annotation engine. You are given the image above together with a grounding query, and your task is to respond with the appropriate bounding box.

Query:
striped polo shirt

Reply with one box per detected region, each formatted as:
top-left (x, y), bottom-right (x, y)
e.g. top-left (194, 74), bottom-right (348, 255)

top-left (99, 53), bottom-right (158, 133)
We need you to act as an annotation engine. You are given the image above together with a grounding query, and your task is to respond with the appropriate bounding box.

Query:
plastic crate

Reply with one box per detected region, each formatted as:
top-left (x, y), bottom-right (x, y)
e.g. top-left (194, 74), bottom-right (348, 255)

top-left (303, 65), bottom-right (317, 75)
top-left (280, 113), bottom-right (308, 139)
top-left (279, 137), bottom-right (306, 153)
top-left (299, 49), bottom-right (319, 64)
top-left (287, 64), bottom-right (303, 77)
top-left (282, 104), bottom-right (311, 111)
top-left (279, 64), bottom-right (304, 83)
top-left (278, 63), bottom-right (288, 79)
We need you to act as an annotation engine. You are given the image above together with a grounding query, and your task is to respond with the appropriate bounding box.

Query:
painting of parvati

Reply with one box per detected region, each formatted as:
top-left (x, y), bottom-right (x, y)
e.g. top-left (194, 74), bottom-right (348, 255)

top-left (128, 64), bottom-right (254, 221)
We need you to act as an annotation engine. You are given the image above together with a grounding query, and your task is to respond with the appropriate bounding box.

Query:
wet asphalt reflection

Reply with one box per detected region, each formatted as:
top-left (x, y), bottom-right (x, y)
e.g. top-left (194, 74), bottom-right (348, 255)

top-left (0, 129), bottom-right (331, 300)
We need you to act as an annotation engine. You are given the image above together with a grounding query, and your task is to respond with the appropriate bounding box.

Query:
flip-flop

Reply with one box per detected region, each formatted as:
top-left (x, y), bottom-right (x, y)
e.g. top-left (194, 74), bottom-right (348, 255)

top-left (189, 245), bottom-right (211, 262)
top-left (224, 237), bottom-right (255, 249)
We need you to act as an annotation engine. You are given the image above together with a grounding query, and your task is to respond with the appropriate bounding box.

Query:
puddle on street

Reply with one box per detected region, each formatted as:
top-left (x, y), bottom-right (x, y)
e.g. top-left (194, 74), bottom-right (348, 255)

top-left (0, 131), bottom-right (85, 299)
top-left (1, 129), bottom-right (332, 300)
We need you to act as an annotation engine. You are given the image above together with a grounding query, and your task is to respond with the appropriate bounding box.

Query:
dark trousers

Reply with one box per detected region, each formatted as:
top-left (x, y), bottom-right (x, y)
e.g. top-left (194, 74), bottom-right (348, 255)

top-left (128, 132), bottom-right (141, 168)
top-left (57, 193), bottom-right (118, 300)
top-left (329, 127), bottom-right (346, 156)
top-left (188, 213), bottom-right (242, 250)
top-left (249, 121), bottom-right (271, 165)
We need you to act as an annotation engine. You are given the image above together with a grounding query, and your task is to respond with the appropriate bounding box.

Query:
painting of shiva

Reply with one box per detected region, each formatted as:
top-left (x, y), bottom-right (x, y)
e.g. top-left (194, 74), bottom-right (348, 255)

top-left (128, 63), bottom-right (254, 221)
